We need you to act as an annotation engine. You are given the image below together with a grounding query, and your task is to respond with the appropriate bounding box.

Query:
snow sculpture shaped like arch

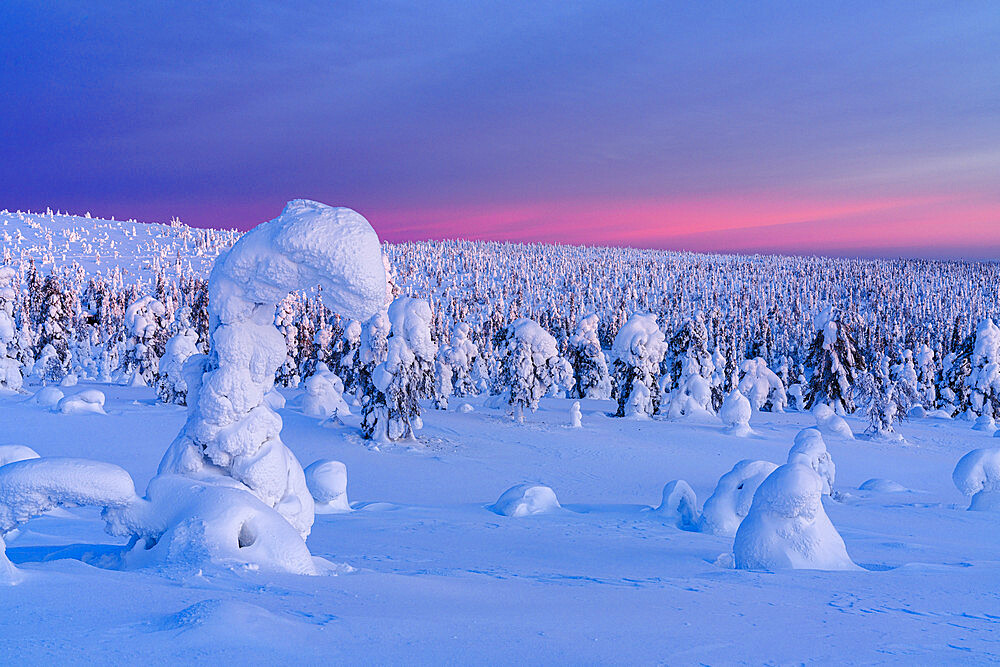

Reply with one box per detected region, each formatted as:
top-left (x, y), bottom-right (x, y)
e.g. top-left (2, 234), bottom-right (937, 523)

top-left (157, 200), bottom-right (387, 539)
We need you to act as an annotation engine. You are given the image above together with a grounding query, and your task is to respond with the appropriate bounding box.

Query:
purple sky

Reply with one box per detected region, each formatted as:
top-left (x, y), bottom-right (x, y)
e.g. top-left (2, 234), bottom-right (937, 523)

top-left (2, 2), bottom-right (998, 258)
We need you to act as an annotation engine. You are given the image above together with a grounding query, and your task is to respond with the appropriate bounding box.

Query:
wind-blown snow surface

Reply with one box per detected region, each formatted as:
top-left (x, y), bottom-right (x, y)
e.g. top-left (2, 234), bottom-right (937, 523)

top-left (2, 384), bottom-right (999, 663)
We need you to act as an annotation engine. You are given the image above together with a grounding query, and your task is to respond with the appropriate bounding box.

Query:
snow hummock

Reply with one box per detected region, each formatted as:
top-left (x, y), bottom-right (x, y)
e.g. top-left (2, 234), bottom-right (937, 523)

top-left (812, 403), bottom-right (854, 440)
top-left (0, 457), bottom-right (136, 532)
top-left (569, 401), bottom-right (582, 428)
top-left (698, 459), bottom-right (779, 536)
top-left (32, 386), bottom-right (64, 408)
top-left (953, 447), bottom-right (1000, 511)
top-left (859, 478), bottom-right (908, 493)
top-left (489, 484), bottom-right (561, 517)
top-left (733, 463), bottom-right (858, 571)
top-left (0, 445), bottom-right (40, 468)
top-left (719, 389), bottom-right (752, 436)
top-left (653, 480), bottom-right (699, 530)
top-left (300, 363), bottom-right (350, 420)
top-left (304, 460), bottom-right (350, 513)
top-left (55, 389), bottom-right (106, 415)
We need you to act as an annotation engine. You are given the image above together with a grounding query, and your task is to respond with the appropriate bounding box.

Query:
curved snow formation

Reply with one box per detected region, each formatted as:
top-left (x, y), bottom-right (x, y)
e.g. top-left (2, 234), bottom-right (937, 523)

top-left (698, 459), bottom-right (778, 536)
top-left (0, 445), bottom-right (40, 468)
top-left (953, 447), bottom-right (1000, 511)
top-left (787, 428), bottom-right (836, 495)
top-left (734, 463), bottom-right (858, 571)
top-left (157, 200), bottom-right (386, 540)
top-left (304, 459), bottom-right (350, 514)
top-left (654, 480), bottom-right (699, 530)
top-left (489, 484), bottom-right (561, 517)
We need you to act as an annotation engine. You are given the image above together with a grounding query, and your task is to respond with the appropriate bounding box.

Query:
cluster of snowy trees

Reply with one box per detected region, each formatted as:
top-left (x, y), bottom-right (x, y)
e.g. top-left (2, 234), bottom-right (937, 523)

top-left (3, 210), bottom-right (1000, 443)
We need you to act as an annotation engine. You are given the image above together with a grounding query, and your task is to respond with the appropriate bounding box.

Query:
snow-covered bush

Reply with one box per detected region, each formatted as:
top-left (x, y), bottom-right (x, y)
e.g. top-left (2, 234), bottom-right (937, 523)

top-left (737, 358), bottom-right (787, 412)
top-left (494, 318), bottom-right (573, 423)
top-left (953, 447), bottom-right (1000, 511)
top-left (32, 385), bottom-right (64, 408)
top-left (489, 484), bottom-right (561, 517)
top-left (362, 297), bottom-right (436, 441)
top-left (698, 459), bottom-right (779, 536)
top-left (653, 479), bottom-right (699, 530)
top-left (0, 445), bottom-right (39, 468)
top-left (611, 313), bottom-right (666, 418)
top-left (156, 328), bottom-right (200, 404)
top-left (733, 463), bottom-right (858, 571)
top-left (719, 389), bottom-right (752, 436)
top-left (804, 306), bottom-right (866, 414)
top-left (787, 428), bottom-right (835, 495)
top-left (567, 313), bottom-right (611, 400)
top-left (301, 362), bottom-right (351, 420)
top-left (304, 459), bottom-right (350, 513)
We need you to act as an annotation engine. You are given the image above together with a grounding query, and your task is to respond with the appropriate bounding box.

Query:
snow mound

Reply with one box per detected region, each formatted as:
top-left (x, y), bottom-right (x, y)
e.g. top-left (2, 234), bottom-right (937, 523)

top-left (0, 445), bottom-right (40, 468)
top-left (859, 478), bottom-right (908, 493)
top-left (569, 401), bottom-right (582, 428)
top-left (155, 599), bottom-right (301, 635)
top-left (0, 457), bottom-right (136, 531)
top-left (654, 480), bottom-right (699, 530)
top-left (734, 463), bottom-right (859, 571)
top-left (301, 363), bottom-right (350, 420)
top-left (304, 460), bottom-right (350, 514)
top-left (787, 428), bottom-right (836, 495)
top-left (953, 448), bottom-right (1000, 511)
top-left (698, 460), bottom-right (779, 536)
top-left (812, 404), bottom-right (854, 440)
top-left (0, 534), bottom-right (20, 585)
top-left (32, 386), bottom-right (64, 408)
top-left (719, 389), bottom-right (752, 436)
top-left (489, 484), bottom-right (561, 517)
top-left (104, 474), bottom-right (318, 575)
top-left (55, 389), bottom-right (106, 415)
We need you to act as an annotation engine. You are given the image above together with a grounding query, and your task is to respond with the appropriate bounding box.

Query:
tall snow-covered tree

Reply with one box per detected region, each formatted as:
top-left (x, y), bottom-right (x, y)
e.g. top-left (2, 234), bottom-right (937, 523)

top-left (358, 311), bottom-right (391, 437)
top-left (804, 306), bottom-right (866, 414)
top-left (566, 313), bottom-right (612, 400)
top-left (611, 313), bottom-right (667, 418)
top-left (0, 266), bottom-right (23, 391)
top-left (494, 318), bottom-right (573, 423)
top-left (362, 298), bottom-right (437, 441)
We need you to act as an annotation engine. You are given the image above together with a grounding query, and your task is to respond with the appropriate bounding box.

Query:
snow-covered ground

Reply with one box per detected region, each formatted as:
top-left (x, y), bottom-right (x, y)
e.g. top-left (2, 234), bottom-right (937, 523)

top-left (2, 382), bottom-right (999, 663)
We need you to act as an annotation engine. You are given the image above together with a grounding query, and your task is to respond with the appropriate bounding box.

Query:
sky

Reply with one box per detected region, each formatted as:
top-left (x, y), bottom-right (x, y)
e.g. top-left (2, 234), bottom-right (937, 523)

top-left (1, 1), bottom-right (998, 259)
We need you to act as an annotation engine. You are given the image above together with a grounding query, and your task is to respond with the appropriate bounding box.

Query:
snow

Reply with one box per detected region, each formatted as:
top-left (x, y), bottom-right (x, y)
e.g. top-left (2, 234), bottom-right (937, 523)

top-left (952, 447), bottom-right (1000, 511)
top-left (719, 389), bottom-right (752, 436)
top-left (304, 459), bottom-right (350, 513)
top-left (0, 445), bottom-right (40, 468)
top-left (55, 389), bottom-right (106, 415)
top-left (698, 459), bottom-right (779, 536)
top-left (32, 386), bottom-right (64, 408)
top-left (788, 427), bottom-right (836, 495)
top-left (734, 463), bottom-right (859, 571)
top-left (812, 403), bottom-right (855, 439)
top-left (653, 479), bottom-right (699, 530)
top-left (489, 484), bottom-right (561, 517)
top-left (299, 363), bottom-right (350, 420)
top-left (859, 478), bottom-right (908, 493)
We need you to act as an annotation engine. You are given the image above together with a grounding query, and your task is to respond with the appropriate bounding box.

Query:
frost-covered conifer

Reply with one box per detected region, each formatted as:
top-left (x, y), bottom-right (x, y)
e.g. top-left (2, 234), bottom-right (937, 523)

top-left (611, 313), bottom-right (667, 418)
top-left (854, 369), bottom-right (919, 439)
top-left (119, 295), bottom-right (168, 386)
top-left (337, 319), bottom-right (363, 394)
top-left (939, 319), bottom-right (1000, 420)
top-left (494, 318), bottom-right (573, 423)
top-left (441, 322), bottom-right (485, 397)
top-left (358, 311), bottom-right (391, 437)
top-left (804, 306), bottom-right (866, 414)
top-left (274, 294), bottom-right (301, 387)
top-left (566, 313), bottom-right (611, 400)
top-left (737, 357), bottom-right (787, 412)
top-left (156, 327), bottom-right (200, 404)
top-left (34, 274), bottom-right (74, 382)
top-left (362, 298), bottom-right (437, 440)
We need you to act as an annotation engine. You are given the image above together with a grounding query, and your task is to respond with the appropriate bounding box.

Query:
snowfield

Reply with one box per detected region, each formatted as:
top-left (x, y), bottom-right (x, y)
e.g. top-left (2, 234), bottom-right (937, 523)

top-left (1, 208), bottom-right (1000, 664)
top-left (2, 386), bottom-right (1000, 662)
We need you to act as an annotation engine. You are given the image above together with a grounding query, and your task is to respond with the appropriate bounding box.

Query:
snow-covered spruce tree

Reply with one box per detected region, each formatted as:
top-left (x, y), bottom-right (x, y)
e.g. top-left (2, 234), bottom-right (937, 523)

top-left (610, 313), bottom-right (667, 418)
top-left (494, 318), bottom-right (573, 423)
top-left (358, 311), bottom-right (391, 437)
top-left (803, 306), bottom-right (866, 414)
top-left (0, 267), bottom-right (23, 391)
top-left (938, 319), bottom-right (1000, 420)
top-left (664, 314), bottom-right (721, 417)
top-left (737, 357), bottom-right (787, 412)
top-left (914, 343), bottom-right (937, 407)
top-left (854, 368), bottom-right (919, 440)
top-left (433, 350), bottom-right (453, 410)
top-left (119, 295), bottom-right (168, 386)
top-left (156, 200), bottom-right (387, 554)
top-left (567, 313), bottom-right (612, 400)
top-left (441, 322), bottom-right (485, 397)
top-left (337, 319), bottom-right (363, 395)
top-left (155, 327), bottom-right (200, 404)
top-left (33, 274), bottom-right (74, 382)
top-left (362, 297), bottom-right (437, 441)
